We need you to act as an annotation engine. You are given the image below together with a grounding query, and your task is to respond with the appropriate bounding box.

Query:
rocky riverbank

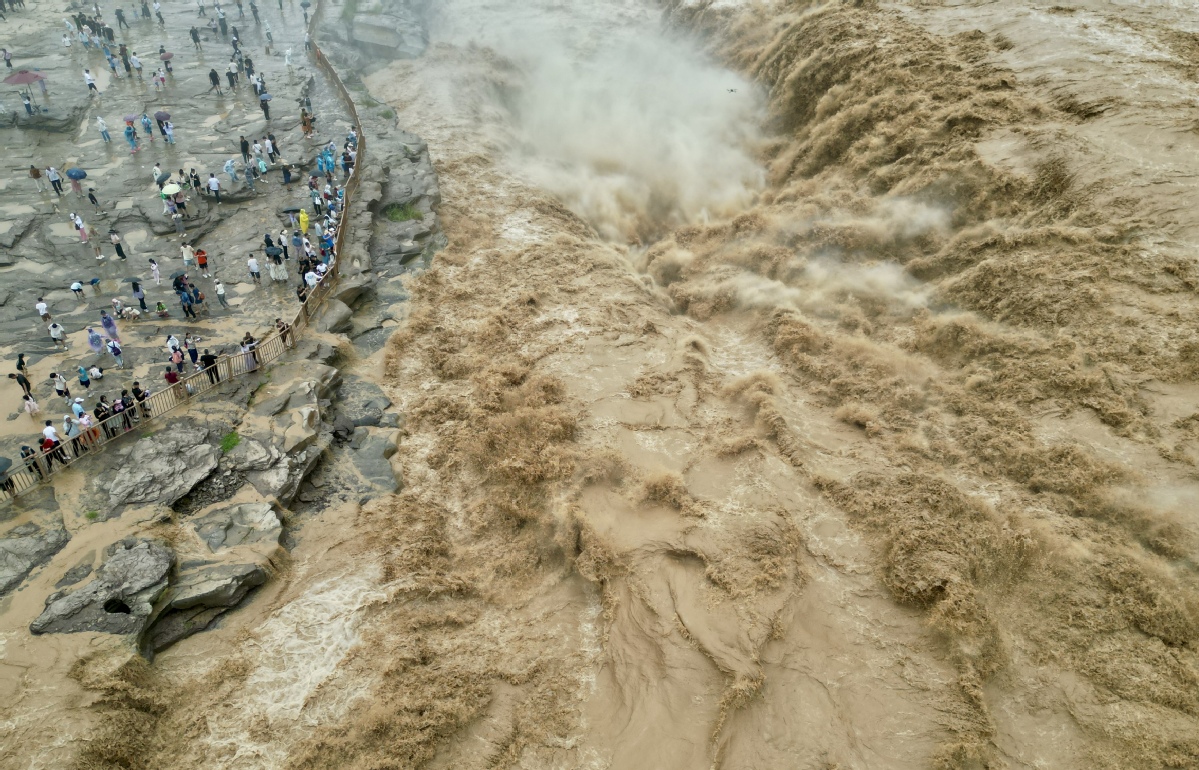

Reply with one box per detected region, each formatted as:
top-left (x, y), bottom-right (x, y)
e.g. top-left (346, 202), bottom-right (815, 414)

top-left (0, 0), bottom-right (444, 761)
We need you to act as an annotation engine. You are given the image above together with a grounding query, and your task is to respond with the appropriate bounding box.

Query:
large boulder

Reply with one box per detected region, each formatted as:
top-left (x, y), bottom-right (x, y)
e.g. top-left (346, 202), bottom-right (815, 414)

top-left (349, 428), bottom-right (403, 493)
top-left (222, 438), bottom-right (282, 472)
top-left (30, 539), bottom-right (173, 636)
top-left (168, 560), bottom-right (269, 610)
top-left (248, 433), bottom-right (332, 505)
top-left (336, 375), bottom-right (393, 428)
top-left (318, 298), bottom-right (354, 333)
top-left (0, 522), bottom-right (70, 597)
top-left (193, 503), bottom-right (282, 552)
top-left (106, 424), bottom-right (220, 507)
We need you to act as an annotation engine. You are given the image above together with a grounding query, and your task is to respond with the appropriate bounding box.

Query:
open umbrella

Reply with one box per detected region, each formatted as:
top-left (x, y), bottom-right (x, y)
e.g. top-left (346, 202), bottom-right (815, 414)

top-left (156, 172), bottom-right (171, 185)
top-left (300, 0), bottom-right (310, 7)
top-left (123, 114), bottom-right (137, 123)
top-left (265, 246), bottom-right (283, 257)
top-left (159, 51), bottom-right (174, 60)
top-left (259, 93), bottom-right (272, 101)
top-left (121, 276), bottom-right (144, 283)
top-left (153, 110), bottom-right (170, 121)
top-left (161, 183), bottom-right (182, 195)
top-left (3, 70), bottom-right (46, 86)
top-left (281, 206), bottom-right (301, 213)
top-left (65, 168), bottom-right (88, 180)
top-left (0, 457), bottom-right (11, 474)
top-left (170, 270), bottom-right (188, 279)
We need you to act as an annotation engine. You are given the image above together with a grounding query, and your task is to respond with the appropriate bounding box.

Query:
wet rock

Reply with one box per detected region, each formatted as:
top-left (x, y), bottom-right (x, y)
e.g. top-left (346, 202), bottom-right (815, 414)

top-left (337, 375), bottom-right (393, 428)
top-left (349, 428), bottom-right (403, 493)
top-left (294, 337), bottom-right (339, 365)
top-left (144, 605), bottom-right (228, 653)
top-left (30, 539), bottom-right (173, 636)
top-left (332, 273), bottom-right (376, 307)
top-left (222, 438), bottom-right (282, 472)
top-left (193, 503), bottom-right (281, 552)
top-left (248, 433), bottom-right (332, 505)
top-left (55, 554), bottom-right (95, 589)
top-left (106, 424), bottom-right (220, 507)
top-left (318, 298), bottom-right (355, 333)
top-left (282, 405), bottom-right (320, 453)
top-left (253, 392), bottom-right (293, 417)
top-left (0, 522), bottom-right (71, 597)
top-left (168, 560), bottom-right (269, 610)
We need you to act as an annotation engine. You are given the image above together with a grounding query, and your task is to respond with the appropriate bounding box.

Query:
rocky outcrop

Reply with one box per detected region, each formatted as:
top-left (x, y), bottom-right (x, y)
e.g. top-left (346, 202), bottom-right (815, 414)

top-left (30, 539), bottom-right (173, 636)
top-left (144, 503), bottom-right (282, 653)
top-left (0, 522), bottom-right (70, 597)
top-left (193, 502), bottom-right (282, 551)
top-left (318, 298), bottom-right (355, 333)
top-left (105, 423), bottom-right (221, 507)
top-left (349, 427), bottom-right (404, 493)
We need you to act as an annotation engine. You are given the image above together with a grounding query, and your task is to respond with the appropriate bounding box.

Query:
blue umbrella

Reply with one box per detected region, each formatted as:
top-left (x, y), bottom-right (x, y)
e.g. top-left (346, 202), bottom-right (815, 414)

top-left (259, 92), bottom-right (272, 101)
top-left (66, 168), bottom-right (88, 180)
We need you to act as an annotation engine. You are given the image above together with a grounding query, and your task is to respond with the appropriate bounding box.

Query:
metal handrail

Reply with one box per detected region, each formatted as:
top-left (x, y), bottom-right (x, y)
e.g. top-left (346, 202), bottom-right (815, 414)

top-left (1, 3), bottom-right (366, 501)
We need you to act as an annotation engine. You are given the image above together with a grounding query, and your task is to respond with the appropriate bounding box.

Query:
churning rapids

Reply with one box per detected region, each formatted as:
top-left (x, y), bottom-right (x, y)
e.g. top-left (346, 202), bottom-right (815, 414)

top-left (5, 0), bottom-right (1199, 768)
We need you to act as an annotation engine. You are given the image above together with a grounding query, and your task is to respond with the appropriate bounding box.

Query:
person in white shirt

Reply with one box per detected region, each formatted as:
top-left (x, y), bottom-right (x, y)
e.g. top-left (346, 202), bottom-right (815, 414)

top-left (214, 279), bottom-right (228, 308)
top-left (304, 270), bottom-right (318, 288)
top-left (35, 297), bottom-right (50, 321)
top-left (83, 69), bottom-right (98, 94)
top-left (130, 53), bottom-right (143, 78)
top-left (43, 422), bottom-right (60, 443)
top-left (246, 255), bottom-right (261, 284)
top-left (207, 173), bottom-right (221, 202)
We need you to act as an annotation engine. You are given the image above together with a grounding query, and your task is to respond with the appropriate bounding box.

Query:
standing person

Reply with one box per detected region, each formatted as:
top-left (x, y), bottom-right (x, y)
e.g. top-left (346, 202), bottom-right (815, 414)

top-left (275, 317), bottom-right (292, 347)
top-left (110, 229), bottom-right (127, 259)
top-left (226, 60), bottom-right (237, 89)
top-left (190, 26), bottom-right (202, 50)
top-left (279, 228), bottom-right (290, 260)
top-left (123, 123), bottom-right (139, 153)
top-left (239, 135), bottom-right (249, 163)
top-left (130, 51), bottom-right (143, 79)
top-left (184, 335), bottom-right (200, 369)
top-left (46, 167), bottom-right (64, 195)
top-left (83, 68), bottom-right (99, 96)
top-left (77, 365), bottom-right (91, 393)
top-left (197, 249), bottom-right (210, 277)
top-left (207, 173), bottom-right (221, 202)
top-left (48, 322), bottom-right (67, 350)
top-left (170, 345), bottom-right (184, 373)
top-left (132, 280), bottom-right (146, 310)
top-left (200, 349), bottom-right (220, 383)
top-left (264, 136), bottom-right (276, 163)
top-left (105, 337), bottom-right (124, 367)
top-left (214, 278), bottom-right (228, 308)
top-left (8, 372), bottom-right (32, 397)
top-left (179, 289), bottom-right (197, 318)
top-left (241, 333), bottom-right (258, 371)
top-left (131, 381), bottom-right (150, 418)
top-left (189, 168), bottom-right (202, 192)
top-left (163, 120), bottom-right (175, 144)
top-left (28, 165), bottom-right (44, 192)
top-left (23, 394), bottom-right (40, 421)
top-left (223, 157), bottom-right (239, 182)
top-left (99, 309), bottom-right (120, 341)
top-left (207, 67), bottom-right (222, 94)
top-left (260, 96), bottom-right (269, 120)
top-left (35, 297), bottom-right (51, 323)
top-left (246, 254), bottom-right (261, 284)
top-left (50, 372), bottom-right (71, 403)
top-left (163, 366), bottom-right (185, 400)
top-left (88, 189), bottom-right (100, 210)
top-left (149, 258), bottom-right (161, 284)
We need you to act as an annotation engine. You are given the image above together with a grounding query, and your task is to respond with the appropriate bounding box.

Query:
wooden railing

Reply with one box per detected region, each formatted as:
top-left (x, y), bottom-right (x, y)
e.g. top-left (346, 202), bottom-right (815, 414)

top-left (0, 2), bottom-right (366, 501)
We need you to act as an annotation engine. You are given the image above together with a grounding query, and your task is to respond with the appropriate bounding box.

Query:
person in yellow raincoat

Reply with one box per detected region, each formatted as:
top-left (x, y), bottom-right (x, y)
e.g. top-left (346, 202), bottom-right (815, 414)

top-left (299, 208), bottom-right (309, 234)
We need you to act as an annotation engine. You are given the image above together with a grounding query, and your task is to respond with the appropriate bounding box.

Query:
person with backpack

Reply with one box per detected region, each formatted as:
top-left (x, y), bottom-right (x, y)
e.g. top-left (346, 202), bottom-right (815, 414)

top-left (105, 338), bottom-right (124, 368)
top-left (179, 288), bottom-right (197, 318)
top-left (170, 346), bottom-right (185, 373)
